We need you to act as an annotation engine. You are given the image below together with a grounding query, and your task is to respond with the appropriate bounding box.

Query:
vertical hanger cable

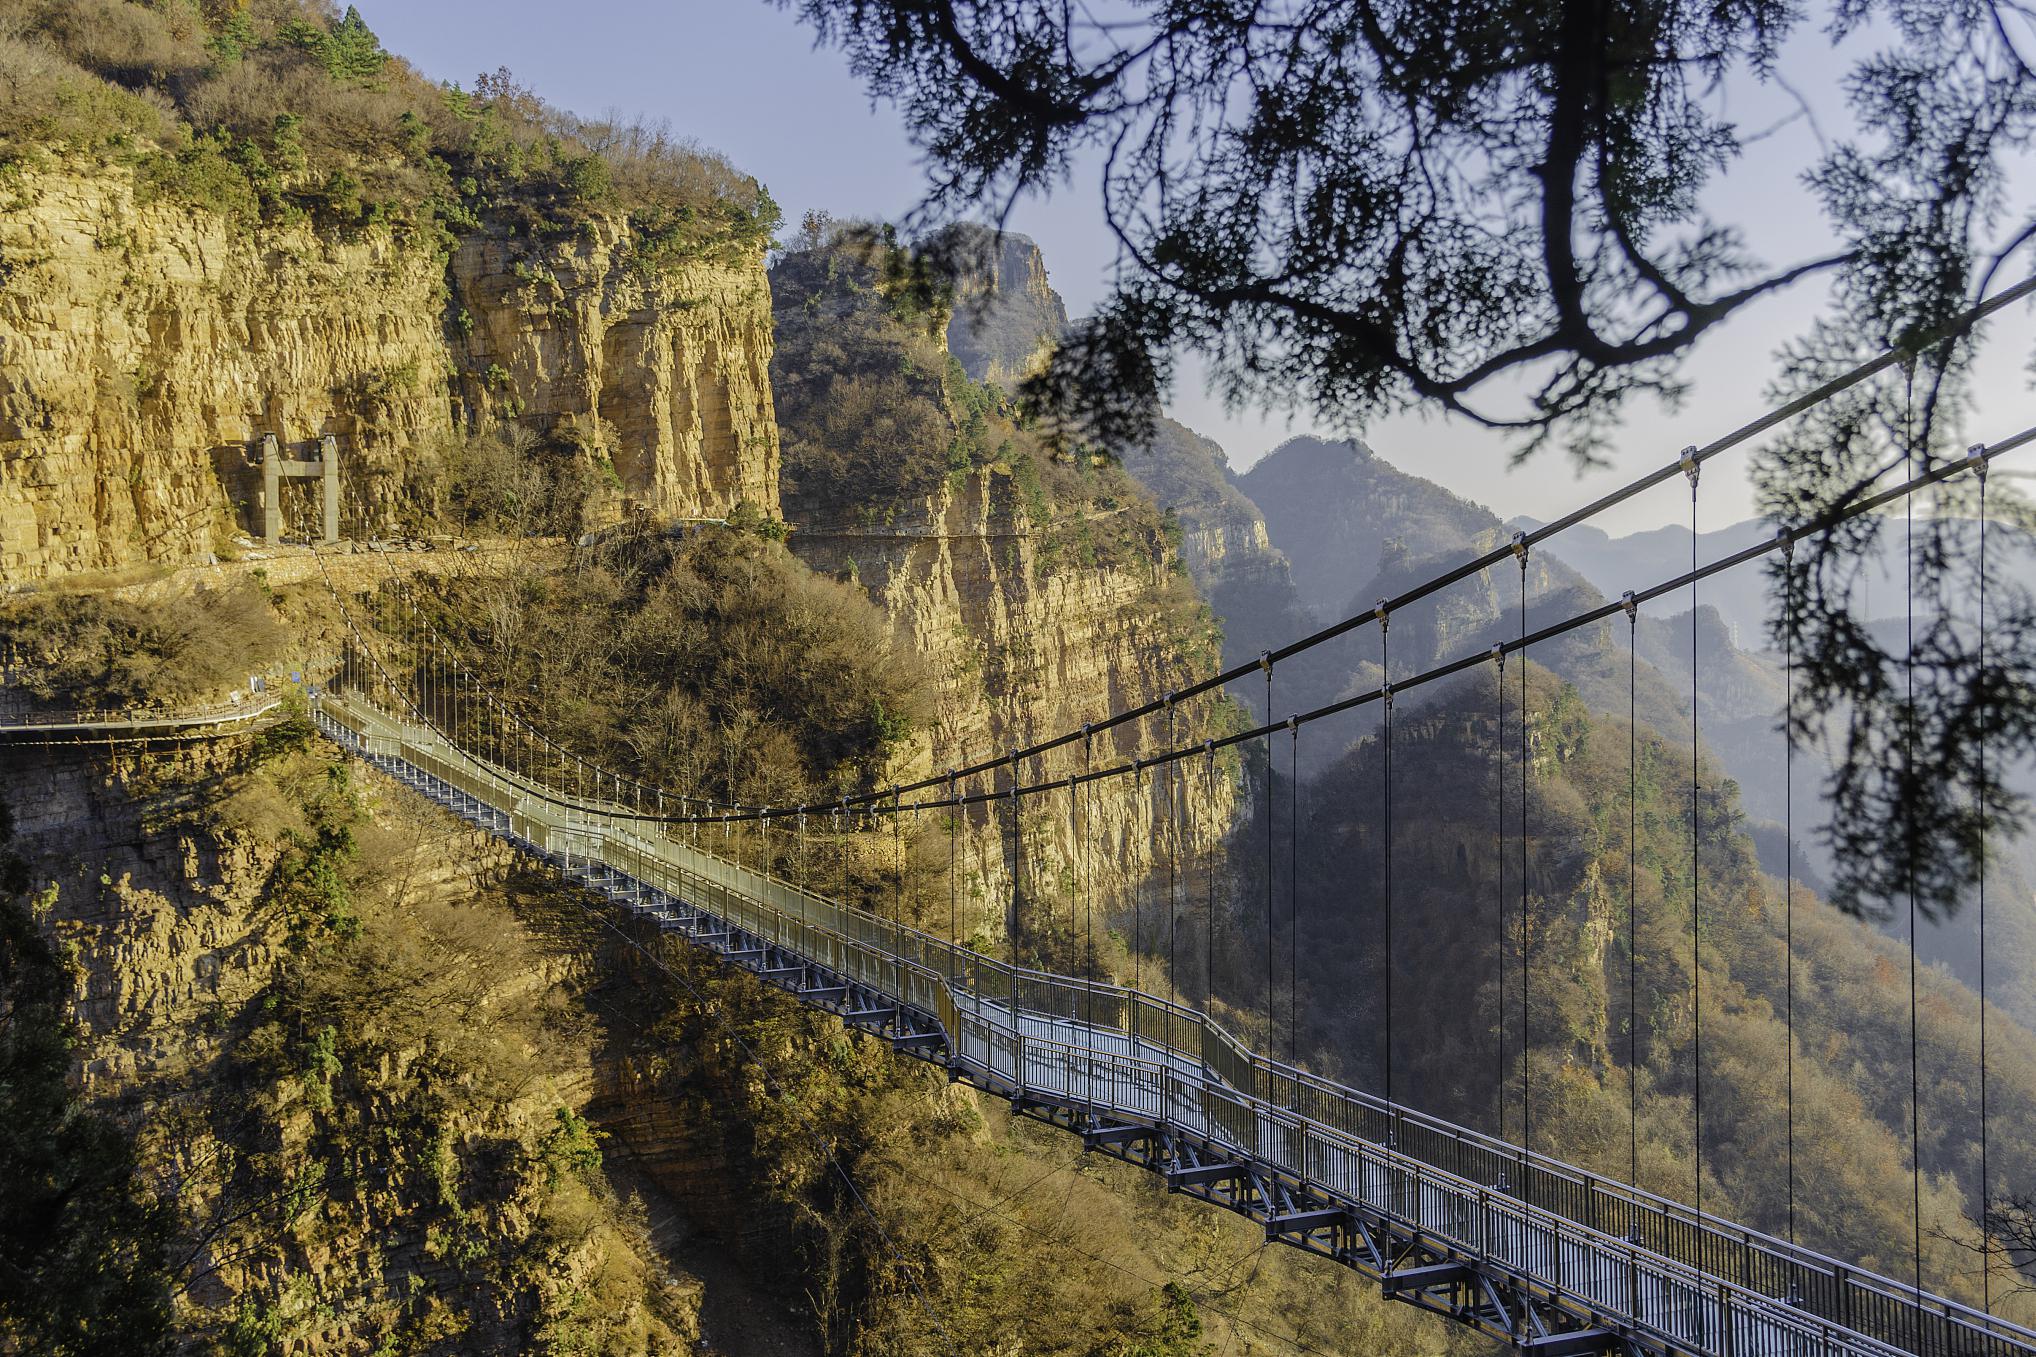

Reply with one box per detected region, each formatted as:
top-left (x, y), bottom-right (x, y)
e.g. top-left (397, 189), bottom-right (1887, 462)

top-left (1290, 717), bottom-right (1300, 1064)
top-left (1381, 601), bottom-right (1395, 1112)
top-left (1905, 368), bottom-right (1924, 1296)
top-left (1784, 532), bottom-right (1799, 1248)
top-left (1684, 446), bottom-right (1703, 1216)
top-left (1494, 643), bottom-right (1508, 1145)
top-left (1976, 447), bottom-right (1993, 1313)
top-left (1515, 536), bottom-right (1531, 1156)
top-left (1624, 591), bottom-right (1640, 1204)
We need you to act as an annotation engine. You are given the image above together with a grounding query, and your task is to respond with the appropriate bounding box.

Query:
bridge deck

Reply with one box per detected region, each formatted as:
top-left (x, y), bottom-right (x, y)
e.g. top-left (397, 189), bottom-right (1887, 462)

top-left (316, 693), bottom-right (2035, 1357)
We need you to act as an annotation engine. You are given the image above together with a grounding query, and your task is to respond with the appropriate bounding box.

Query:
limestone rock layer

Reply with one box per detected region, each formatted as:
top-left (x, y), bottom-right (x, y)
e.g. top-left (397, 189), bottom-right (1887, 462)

top-left (0, 164), bottom-right (777, 585)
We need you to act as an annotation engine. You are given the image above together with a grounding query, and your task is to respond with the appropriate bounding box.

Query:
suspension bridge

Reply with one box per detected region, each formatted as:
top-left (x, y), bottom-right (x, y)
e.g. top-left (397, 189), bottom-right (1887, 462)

top-left (12, 284), bottom-right (2036, 1357)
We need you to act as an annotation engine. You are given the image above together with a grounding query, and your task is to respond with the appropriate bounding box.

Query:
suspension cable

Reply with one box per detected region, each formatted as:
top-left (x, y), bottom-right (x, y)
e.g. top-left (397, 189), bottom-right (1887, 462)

top-left (1977, 446), bottom-right (1993, 1313)
top-left (1381, 601), bottom-right (1395, 1114)
top-left (1784, 531), bottom-right (1798, 1249)
top-left (1134, 756), bottom-right (1145, 993)
top-left (1494, 643), bottom-right (1508, 1147)
top-left (1515, 536), bottom-right (1530, 1156)
top-left (1172, 695), bottom-right (1189, 1013)
top-left (1906, 366), bottom-right (1925, 1295)
top-left (1289, 715), bottom-right (1300, 1065)
top-left (1197, 744), bottom-right (1213, 1017)
top-left (1686, 445), bottom-right (1703, 1219)
top-left (332, 426), bottom-right (2036, 830)
top-left (796, 277), bottom-right (2036, 812)
top-left (1624, 589), bottom-right (1640, 1208)
top-left (1264, 654), bottom-right (1275, 1048)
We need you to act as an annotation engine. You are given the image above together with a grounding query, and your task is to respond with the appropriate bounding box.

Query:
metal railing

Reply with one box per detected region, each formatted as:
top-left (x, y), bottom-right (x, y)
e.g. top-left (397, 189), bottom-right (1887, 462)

top-left (317, 691), bottom-right (2036, 1357)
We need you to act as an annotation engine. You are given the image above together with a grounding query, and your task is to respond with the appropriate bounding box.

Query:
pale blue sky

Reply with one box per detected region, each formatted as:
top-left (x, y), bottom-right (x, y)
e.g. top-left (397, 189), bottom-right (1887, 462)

top-left (355, 0), bottom-right (2036, 533)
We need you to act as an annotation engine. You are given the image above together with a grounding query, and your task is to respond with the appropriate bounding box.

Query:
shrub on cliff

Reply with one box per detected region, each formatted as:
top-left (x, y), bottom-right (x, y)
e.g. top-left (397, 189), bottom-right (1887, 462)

top-left (425, 520), bottom-right (932, 808)
top-left (0, 0), bottom-right (779, 258)
top-left (0, 579), bottom-right (286, 712)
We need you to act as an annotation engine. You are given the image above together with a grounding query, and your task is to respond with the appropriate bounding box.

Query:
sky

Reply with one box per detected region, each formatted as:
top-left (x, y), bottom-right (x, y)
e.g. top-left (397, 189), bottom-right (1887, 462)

top-left (354, 0), bottom-right (2036, 535)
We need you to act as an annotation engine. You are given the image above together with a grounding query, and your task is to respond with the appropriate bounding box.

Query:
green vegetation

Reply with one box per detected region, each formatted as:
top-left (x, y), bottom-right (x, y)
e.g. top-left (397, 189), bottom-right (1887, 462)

top-left (0, 0), bottom-right (778, 259)
top-left (0, 579), bottom-right (285, 711)
top-left (420, 521), bottom-right (932, 807)
top-left (1281, 667), bottom-right (2036, 1316)
top-left (607, 935), bottom-right (1439, 1357)
top-left (96, 724), bottom-right (692, 1351)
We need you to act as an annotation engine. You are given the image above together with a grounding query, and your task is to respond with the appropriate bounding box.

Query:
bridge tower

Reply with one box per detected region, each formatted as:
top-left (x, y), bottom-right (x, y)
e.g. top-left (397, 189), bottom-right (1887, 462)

top-left (259, 432), bottom-right (341, 546)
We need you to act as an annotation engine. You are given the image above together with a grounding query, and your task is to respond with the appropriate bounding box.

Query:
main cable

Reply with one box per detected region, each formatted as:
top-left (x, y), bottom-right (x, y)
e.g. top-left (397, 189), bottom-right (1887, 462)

top-left (814, 278), bottom-right (2035, 812)
top-left (373, 426), bottom-right (2036, 830)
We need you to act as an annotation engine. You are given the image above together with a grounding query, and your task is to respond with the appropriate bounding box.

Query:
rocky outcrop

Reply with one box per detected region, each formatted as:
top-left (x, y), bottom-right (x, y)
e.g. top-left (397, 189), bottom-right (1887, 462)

top-left (942, 226), bottom-right (1068, 391)
top-left (0, 163), bottom-right (777, 586)
top-left (451, 226), bottom-right (778, 516)
top-left (792, 467), bottom-right (1241, 955)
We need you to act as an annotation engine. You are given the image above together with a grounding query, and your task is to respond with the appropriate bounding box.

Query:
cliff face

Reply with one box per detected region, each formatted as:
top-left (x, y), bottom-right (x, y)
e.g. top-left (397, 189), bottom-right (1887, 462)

top-left (791, 468), bottom-right (1241, 955)
top-left (936, 234), bottom-right (1310, 678)
top-left (774, 235), bottom-right (1241, 962)
top-left (3, 735), bottom-right (705, 1351)
top-left (450, 225), bottom-right (778, 516)
top-left (0, 163), bottom-right (777, 586)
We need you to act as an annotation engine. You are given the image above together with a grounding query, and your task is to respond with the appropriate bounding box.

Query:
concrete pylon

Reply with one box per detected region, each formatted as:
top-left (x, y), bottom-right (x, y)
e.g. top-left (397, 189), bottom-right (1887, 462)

top-left (320, 434), bottom-right (339, 545)
top-left (261, 433), bottom-right (282, 546)
top-left (258, 432), bottom-right (342, 545)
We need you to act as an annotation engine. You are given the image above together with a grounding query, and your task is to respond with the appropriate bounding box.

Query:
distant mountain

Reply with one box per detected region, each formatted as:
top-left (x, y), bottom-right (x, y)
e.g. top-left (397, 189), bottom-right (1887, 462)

top-left (1116, 417), bottom-right (1316, 672)
top-left (1237, 435), bottom-right (1496, 621)
top-left (1509, 511), bottom-right (2036, 647)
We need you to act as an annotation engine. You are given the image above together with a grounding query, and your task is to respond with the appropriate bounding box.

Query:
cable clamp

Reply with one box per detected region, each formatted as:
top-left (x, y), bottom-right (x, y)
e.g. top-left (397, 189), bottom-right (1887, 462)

top-left (1680, 445), bottom-right (1701, 490)
top-left (1258, 650), bottom-right (1273, 675)
top-left (1374, 597), bottom-right (1390, 630)
top-left (1509, 531), bottom-right (1530, 569)
top-left (1970, 442), bottom-right (1990, 481)
top-left (1382, 682), bottom-right (1394, 708)
top-left (1162, 690), bottom-right (1174, 709)
top-left (1490, 643), bottom-right (1506, 669)
top-left (1286, 714), bottom-right (1300, 732)
top-left (1620, 590), bottom-right (1638, 621)
top-left (1131, 756), bottom-right (1143, 784)
top-left (1204, 739), bottom-right (1216, 763)
top-left (1776, 528), bottom-right (1795, 564)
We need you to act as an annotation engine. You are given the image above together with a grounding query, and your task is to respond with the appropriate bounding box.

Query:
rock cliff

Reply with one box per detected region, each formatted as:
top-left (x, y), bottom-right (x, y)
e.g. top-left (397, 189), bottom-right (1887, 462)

top-left (0, 163), bottom-right (777, 586)
top-left (773, 233), bottom-right (1242, 969)
top-left (936, 231), bottom-right (1312, 678)
top-left (3, 732), bottom-right (707, 1351)
top-left (941, 226), bottom-right (1069, 391)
